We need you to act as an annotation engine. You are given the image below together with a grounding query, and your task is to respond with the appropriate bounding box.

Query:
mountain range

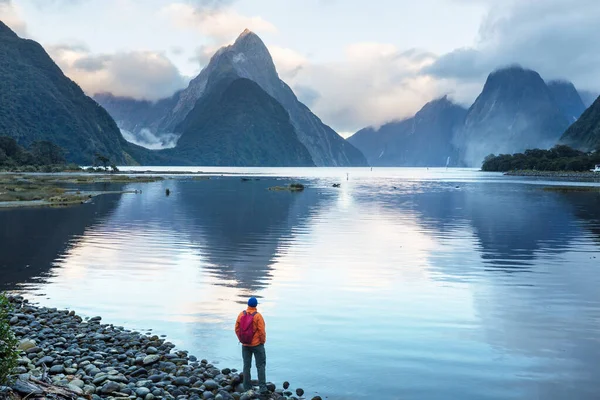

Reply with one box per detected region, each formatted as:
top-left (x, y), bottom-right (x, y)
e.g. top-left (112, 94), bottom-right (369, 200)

top-left (1, 18), bottom-right (599, 168)
top-left (350, 66), bottom-right (599, 167)
top-left (560, 95), bottom-right (600, 151)
top-left (95, 29), bottom-right (367, 167)
top-left (349, 96), bottom-right (466, 167)
top-left (0, 22), bottom-right (365, 166)
top-left (0, 21), bottom-right (136, 165)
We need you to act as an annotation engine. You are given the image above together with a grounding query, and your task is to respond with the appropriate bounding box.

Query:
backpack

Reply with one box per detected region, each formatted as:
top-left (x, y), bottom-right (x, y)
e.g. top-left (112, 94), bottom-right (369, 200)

top-left (238, 311), bottom-right (257, 345)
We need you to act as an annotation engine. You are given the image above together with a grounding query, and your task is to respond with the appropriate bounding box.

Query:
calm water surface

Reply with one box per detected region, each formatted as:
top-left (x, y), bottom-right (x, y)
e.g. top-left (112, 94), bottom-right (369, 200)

top-left (1, 168), bottom-right (600, 399)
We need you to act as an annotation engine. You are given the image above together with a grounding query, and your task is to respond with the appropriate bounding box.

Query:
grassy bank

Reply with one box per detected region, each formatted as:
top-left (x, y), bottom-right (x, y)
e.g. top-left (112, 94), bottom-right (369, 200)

top-left (0, 173), bottom-right (164, 208)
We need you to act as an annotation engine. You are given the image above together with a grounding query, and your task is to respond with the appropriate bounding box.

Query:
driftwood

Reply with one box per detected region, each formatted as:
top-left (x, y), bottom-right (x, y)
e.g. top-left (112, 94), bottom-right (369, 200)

top-left (4, 377), bottom-right (90, 400)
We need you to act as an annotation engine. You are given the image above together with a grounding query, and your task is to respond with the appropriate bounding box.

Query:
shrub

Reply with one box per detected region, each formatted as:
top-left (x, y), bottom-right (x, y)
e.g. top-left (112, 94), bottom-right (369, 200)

top-left (0, 293), bottom-right (18, 384)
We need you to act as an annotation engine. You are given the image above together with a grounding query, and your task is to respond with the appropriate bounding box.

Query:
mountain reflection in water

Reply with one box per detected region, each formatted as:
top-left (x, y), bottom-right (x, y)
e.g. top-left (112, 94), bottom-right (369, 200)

top-left (1, 169), bottom-right (599, 400)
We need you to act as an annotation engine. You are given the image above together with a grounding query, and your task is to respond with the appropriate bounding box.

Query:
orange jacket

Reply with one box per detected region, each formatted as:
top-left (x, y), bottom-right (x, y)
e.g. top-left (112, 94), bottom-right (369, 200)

top-left (235, 307), bottom-right (266, 347)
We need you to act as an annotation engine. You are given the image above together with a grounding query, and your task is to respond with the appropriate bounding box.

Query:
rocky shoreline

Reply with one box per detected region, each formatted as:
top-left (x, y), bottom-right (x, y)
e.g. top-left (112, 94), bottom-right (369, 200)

top-left (1, 296), bottom-right (319, 400)
top-left (504, 170), bottom-right (600, 182)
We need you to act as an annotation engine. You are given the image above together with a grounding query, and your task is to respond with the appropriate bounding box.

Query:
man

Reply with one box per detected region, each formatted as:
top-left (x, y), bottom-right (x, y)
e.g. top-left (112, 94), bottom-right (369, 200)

top-left (235, 297), bottom-right (267, 393)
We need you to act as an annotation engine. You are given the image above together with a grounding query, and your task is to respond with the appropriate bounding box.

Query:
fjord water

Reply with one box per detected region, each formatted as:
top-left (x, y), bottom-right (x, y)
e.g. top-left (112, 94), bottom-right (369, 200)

top-left (2, 168), bottom-right (600, 400)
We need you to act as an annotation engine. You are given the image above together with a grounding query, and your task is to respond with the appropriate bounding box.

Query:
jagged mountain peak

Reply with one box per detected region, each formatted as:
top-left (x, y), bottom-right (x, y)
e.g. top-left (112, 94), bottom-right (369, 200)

top-left (546, 79), bottom-right (586, 122)
top-left (484, 65), bottom-right (546, 90)
top-left (227, 29), bottom-right (274, 66)
top-left (547, 79), bottom-right (577, 88)
top-left (415, 96), bottom-right (465, 121)
top-left (236, 28), bottom-right (258, 42)
top-left (457, 66), bottom-right (570, 166)
top-left (420, 95), bottom-right (453, 110)
top-left (0, 20), bottom-right (18, 38)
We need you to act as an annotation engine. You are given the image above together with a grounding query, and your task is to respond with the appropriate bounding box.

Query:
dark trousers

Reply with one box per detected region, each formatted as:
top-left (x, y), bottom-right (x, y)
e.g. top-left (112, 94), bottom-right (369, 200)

top-left (242, 344), bottom-right (267, 392)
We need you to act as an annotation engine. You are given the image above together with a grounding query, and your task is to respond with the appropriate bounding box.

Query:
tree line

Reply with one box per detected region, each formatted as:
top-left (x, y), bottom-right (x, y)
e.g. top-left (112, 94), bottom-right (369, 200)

top-left (0, 136), bottom-right (118, 172)
top-left (482, 145), bottom-right (600, 172)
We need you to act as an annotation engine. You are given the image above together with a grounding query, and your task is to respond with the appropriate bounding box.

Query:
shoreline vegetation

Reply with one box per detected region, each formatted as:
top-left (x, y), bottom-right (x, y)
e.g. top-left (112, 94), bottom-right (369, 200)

top-left (1, 295), bottom-right (316, 400)
top-left (482, 145), bottom-right (600, 173)
top-left (0, 174), bottom-right (164, 209)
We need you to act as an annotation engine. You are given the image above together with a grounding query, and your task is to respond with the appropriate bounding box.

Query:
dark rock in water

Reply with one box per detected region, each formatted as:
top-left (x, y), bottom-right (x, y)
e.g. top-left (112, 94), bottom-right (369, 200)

top-left (296, 388), bottom-right (304, 396)
top-left (266, 382), bottom-right (276, 392)
top-left (283, 381), bottom-right (290, 389)
top-left (165, 189), bottom-right (171, 196)
top-left (332, 183), bottom-right (341, 188)
top-left (311, 396), bottom-right (323, 400)
top-left (241, 178), bottom-right (251, 182)
top-left (221, 368), bottom-right (231, 375)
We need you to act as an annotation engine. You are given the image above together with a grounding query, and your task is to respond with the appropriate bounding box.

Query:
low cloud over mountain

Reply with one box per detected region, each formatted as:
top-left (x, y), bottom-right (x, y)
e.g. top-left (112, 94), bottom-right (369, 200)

top-left (3, 0), bottom-right (598, 134)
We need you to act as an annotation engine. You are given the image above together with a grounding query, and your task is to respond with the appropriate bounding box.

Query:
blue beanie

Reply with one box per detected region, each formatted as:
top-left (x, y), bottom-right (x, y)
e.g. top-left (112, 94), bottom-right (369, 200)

top-left (248, 297), bottom-right (258, 307)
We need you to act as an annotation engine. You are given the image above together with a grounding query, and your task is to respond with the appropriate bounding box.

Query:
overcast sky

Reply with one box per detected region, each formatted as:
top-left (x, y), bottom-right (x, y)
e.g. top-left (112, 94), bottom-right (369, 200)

top-left (1, 0), bottom-right (599, 135)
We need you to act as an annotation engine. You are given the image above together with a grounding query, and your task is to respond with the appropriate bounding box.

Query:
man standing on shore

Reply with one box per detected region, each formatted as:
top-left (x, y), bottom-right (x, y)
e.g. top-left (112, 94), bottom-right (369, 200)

top-left (235, 297), bottom-right (267, 393)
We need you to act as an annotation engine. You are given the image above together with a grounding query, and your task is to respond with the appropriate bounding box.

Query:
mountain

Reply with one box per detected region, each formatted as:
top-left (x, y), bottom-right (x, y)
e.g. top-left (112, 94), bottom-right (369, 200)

top-left (93, 93), bottom-right (179, 149)
top-left (560, 96), bottom-right (600, 151)
top-left (96, 29), bottom-right (367, 167)
top-left (0, 21), bottom-right (135, 165)
top-left (455, 66), bottom-right (571, 167)
top-left (579, 91), bottom-right (600, 108)
top-left (546, 80), bottom-right (586, 122)
top-left (171, 75), bottom-right (315, 166)
top-left (348, 96), bottom-right (467, 166)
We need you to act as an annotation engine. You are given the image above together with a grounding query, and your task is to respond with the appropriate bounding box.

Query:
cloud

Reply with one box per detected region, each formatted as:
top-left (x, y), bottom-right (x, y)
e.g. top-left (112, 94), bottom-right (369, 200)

top-left (0, 0), bottom-right (28, 37)
top-left (48, 44), bottom-right (188, 100)
top-left (161, 2), bottom-right (276, 43)
top-left (188, 0), bottom-right (238, 11)
top-left (269, 46), bottom-right (308, 79)
top-left (292, 85), bottom-right (321, 108)
top-left (27, 0), bottom-right (89, 9)
top-left (273, 43), bottom-right (445, 132)
top-left (425, 0), bottom-right (600, 92)
top-left (120, 128), bottom-right (179, 150)
top-left (188, 44), bottom-right (220, 68)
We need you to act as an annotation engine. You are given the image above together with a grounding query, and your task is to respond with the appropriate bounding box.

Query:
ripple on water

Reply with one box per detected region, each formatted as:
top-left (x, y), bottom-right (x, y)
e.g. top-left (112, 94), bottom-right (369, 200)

top-left (1, 170), bottom-right (600, 400)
